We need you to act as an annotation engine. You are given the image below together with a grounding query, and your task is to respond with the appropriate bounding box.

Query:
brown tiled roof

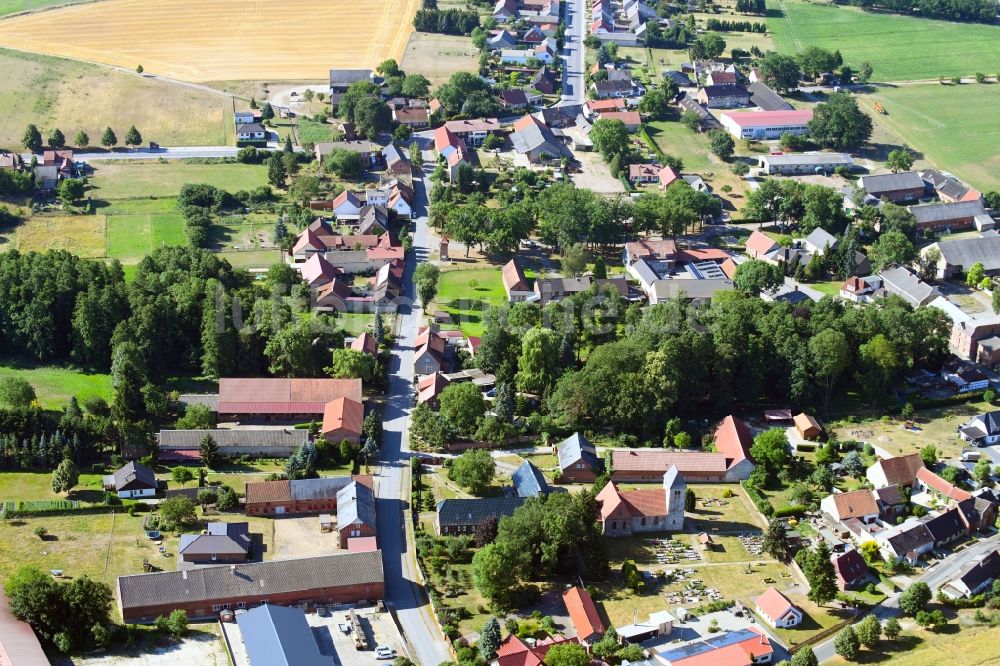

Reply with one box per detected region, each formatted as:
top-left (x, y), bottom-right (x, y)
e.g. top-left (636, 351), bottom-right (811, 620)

top-left (832, 549), bottom-right (869, 584)
top-left (322, 397), bottom-right (364, 437)
top-left (611, 450), bottom-right (727, 474)
top-left (713, 415), bottom-right (753, 468)
top-left (620, 488), bottom-right (667, 517)
top-left (793, 413), bottom-right (821, 433)
top-left (244, 480), bottom-right (291, 505)
top-left (874, 453), bottom-right (924, 486)
top-left (502, 259), bottom-right (529, 292)
top-left (831, 489), bottom-right (879, 520)
top-left (117, 552), bottom-right (383, 612)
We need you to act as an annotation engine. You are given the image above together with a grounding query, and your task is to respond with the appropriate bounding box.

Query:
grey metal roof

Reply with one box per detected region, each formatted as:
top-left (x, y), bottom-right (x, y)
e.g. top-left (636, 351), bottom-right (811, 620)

top-left (557, 432), bottom-right (598, 472)
top-left (511, 461), bottom-right (549, 498)
top-left (630, 257), bottom-right (661, 286)
top-left (510, 122), bottom-right (563, 157)
top-left (651, 279), bottom-right (734, 301)
top-left (117, 551), bottom-right (384, 611)
top-left (328, 69), bottom-right (373, 87)
top-left (336, 481), bottom-right (376, 529)
top-left (436, 497), bottom-right (527, 527)
top-left (109, 461), bottom-right (156, 491)
top-left (909, 200), bottom-right (989, 224)
top-left (236, 604), bottom-right (327, 666)
top-left (178, 394), bottom-right (220, 410)
top-left (159, 429), bottom-right (307, 450)
top-left (382, 143), bottom-right (408, 166)
top-left (935, 236), bottom-right (1000, 271)
top-left (878, 266), bottom-right (939, 308)
top-left (179, 522), bottom-right (251, 556)
top-left (804, 227), bottom-right (838, 250)
top-left (290, 476), bottom-right (353, 501)
top-left (324, 250), bottom-right (370, 266)
top-left (859, 171), bottom-right (925, 195)
top-left (747, 81), bottom-right (793, 111)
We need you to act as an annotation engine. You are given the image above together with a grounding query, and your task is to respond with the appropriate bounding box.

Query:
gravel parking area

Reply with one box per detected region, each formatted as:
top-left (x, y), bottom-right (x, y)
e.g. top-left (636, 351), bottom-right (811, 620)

top-left (271, 516), bottom-right (341, 560)
top-left (571, 150), bottom-right (625, 193)
top-left (323, 605), bottom-right (409, 666)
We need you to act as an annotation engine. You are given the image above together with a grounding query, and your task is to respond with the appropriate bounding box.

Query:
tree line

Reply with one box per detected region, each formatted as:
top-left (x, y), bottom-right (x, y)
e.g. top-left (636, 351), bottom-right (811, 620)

top-left (704, 18), bottom-right (767, 32)
top-left (413, 8), bottom-right (480, 35)
top-left (735, 0), bottom-right (767, 13)
top-left (843, 0), bottom-right (996, 22)
top-left (22, 124), bottom-right (141, 152)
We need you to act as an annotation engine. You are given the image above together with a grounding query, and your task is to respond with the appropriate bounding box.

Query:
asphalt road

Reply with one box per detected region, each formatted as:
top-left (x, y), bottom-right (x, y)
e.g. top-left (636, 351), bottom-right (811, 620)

top-left (558, 0), bottom-right (585, 105)
top-left (375, 155), bottom-right (451, 666)
top-left (813, 532), bottom-right (1000, 663)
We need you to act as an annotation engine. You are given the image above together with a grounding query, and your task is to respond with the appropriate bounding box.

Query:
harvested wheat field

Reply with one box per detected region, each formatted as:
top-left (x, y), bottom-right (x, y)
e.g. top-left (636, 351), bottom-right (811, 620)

top-left (0, 0), bottom-right (420, 81)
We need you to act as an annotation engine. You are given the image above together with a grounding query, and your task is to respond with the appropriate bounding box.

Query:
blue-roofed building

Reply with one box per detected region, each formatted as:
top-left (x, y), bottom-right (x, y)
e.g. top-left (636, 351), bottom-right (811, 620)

top-left (656, 627), bottom-right (774, 666)
top-left (235, 604), bottom-right (328, 666)
top-left (557, 433), bottom-right (601, 483)
top-left (511, 461), bottom-right (550, 498)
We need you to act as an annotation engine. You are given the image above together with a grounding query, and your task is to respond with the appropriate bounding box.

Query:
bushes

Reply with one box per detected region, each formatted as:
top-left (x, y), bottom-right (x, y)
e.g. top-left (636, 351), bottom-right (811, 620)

top-left (742, 480), bottom-right (774, 517)
top-left (774, 504), bottom-right (808, 518)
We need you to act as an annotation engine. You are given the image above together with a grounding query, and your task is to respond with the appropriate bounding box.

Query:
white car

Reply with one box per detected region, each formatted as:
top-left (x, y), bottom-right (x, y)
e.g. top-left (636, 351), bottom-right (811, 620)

top-left (375, 646), bottom-right (396, 660)
top-left (337, 623), bottom-right (351, 634)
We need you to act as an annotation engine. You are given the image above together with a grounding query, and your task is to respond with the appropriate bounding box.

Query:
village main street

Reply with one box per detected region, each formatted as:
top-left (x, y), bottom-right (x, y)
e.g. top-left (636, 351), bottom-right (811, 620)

top-left (374, 154), bottom-right (452, 666)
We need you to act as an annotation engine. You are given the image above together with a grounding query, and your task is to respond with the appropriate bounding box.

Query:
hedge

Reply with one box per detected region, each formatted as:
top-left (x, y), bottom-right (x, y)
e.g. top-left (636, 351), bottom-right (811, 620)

top-left (773, 504), bottom-right (808, 518)
top-left (911, 391), bottom-right (984, 410)
top-left (0, 500), bottom-right (118, 517)
top-left (741, 480), bottom-right (774, 517)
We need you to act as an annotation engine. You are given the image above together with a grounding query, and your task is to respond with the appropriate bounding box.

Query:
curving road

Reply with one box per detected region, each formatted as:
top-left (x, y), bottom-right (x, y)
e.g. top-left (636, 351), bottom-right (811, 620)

top-left (375, 154), bottom-right (452, 666)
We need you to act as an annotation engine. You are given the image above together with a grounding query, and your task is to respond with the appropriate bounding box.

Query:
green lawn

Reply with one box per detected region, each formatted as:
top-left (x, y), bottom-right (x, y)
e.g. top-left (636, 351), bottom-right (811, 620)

top-left (808, 280), bottom-right (843, 296)
top-left (767, 0), bottom-right (1000, 81)
top-left (0, 0), bottom-right (80, 16)
top-left (433, 267), bottom-right (507, 338)
top-left (858, 84), bottom-right (1000, 192)
top-left (0, 471), bottom-right (107, 501)
top-left (829, 613), bottom-right (1000, 665)
top-left (0, 362), bottom-right (112, 409)
top-left (88, 162), bottom-right (268, 200)
top-left (295, 118), bottom-right (342, 145)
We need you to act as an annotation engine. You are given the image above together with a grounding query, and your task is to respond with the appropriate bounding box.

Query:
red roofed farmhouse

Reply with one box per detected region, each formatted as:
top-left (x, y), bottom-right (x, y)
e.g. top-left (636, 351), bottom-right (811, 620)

top-left (562, 586), bottom-right (604, 644)
top-left (217, 378), bottom-right (362, 423)
top-left (754, 586), bottom-right (802, 628)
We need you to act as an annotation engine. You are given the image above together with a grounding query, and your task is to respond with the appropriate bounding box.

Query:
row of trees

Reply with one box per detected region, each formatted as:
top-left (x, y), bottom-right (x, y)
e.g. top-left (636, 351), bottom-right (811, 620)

top-left (22, 124), bottom-right (140, 152)
top-left (412, 8), bottom-right (480, 35)
top-left (845, 0), bottom-right (996, 22)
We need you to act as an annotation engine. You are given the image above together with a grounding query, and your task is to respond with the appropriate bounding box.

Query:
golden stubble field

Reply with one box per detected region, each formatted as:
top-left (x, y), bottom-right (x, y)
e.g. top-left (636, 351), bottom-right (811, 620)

top-left (0, 0), bottom-right (420, 81)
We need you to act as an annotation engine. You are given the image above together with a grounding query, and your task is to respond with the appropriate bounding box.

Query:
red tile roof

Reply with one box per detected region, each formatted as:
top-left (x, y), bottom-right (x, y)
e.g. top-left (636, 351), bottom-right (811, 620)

top-left (832, 549), bottom-right (870, 586)
top-left (663, 627), bottom-right (773, 666)
top-left (587, 98), bottom-right (626, 112)
top-left (659, 165), bottom-right (680, 187)
top-left (563, 586), bottom-right (604, 641)
top-left (916, 467), bottom-right (973, 501)
top-left (746, 230), bottom-right (778, 256)
top-left (713, 415), bottom-right (753, 468)
top-left (347, 536), bottom-right (379, 552)
top-left (719, 109), bottom-right (813, 129)
top-left (322, 397), bottom-right (364, 438)
top-left (599, 111), bottom-right (642, 125)
top-left (218, 378), bottom-right (362, 415)
top-left (494, 634), bottom-right (579, 666)
top-left (611, 450), bottom-right (728, 474)
top-left (351, 332), bottom-right (378, 356)
top-left (755, 586), bottom-right (796, 623)
top-left (502, 259), bottom-right (530, 293)
top-left (872, 453), bottom-right (924, 486)
top-left (598, 485), bottom-right (666, 520)
top-left (830, 489), bottom-right (879, 520)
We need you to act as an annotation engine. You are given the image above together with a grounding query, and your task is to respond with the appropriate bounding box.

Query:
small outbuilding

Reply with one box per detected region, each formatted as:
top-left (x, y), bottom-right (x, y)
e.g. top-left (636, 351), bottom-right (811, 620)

top-left (794, 413), bottom-right (822, 440)
top-left (319, 514), bottom-right (334, 532)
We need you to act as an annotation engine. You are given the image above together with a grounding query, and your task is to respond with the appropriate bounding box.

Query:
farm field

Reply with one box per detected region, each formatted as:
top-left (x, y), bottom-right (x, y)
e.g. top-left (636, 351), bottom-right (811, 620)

top-left (0, 0), bottom-right (82, 16)
top-left (0, 0), bottom-right (421, 82)
top-left (401, 32), bottom-right (479, 87)
top-left (88, 162), bottom-right (269, 200)
top-left (767, 0), bottom-right (1000, 81)
top-left (0, 48), bottom-right (232, 150)
top-left (858, 84), bottom-right (1000, 193)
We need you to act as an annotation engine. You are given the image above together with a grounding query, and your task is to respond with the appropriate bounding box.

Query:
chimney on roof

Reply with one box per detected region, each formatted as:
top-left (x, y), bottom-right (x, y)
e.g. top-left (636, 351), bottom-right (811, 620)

top-left (182, 570), bottom-right (188, 580)
top-left (230, 565), bottom-right (236, 576)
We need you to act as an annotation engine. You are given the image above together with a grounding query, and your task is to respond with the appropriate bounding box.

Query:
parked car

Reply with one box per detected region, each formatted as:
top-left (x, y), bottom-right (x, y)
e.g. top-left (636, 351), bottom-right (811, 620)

top-left (375, 646), bottom-right (396, 660)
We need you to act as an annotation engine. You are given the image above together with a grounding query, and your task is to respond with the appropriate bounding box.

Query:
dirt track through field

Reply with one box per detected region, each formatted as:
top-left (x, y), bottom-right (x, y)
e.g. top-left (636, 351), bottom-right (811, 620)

top-left (0, 0), bottom-right (420, 81)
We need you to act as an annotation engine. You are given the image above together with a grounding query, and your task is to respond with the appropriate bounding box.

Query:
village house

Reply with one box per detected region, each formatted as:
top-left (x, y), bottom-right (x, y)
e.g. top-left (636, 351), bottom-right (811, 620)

top-left (877, 520), bottom-right (934, 564)
top-left (941, 549), bottom-right (1000, 599)
top-left (392, 106), bottom-right (430, 128)
top-left (821, 489), bottom-right (880, 526)
top-left (444, 118), bottom-right (503, 147)
top-left (878, 266), bottom-right (940, 308)
top-left (491, 635), bottom-right (579, 666)
top-left (435, 497), bottom-right (527, 536)
top-left (556, 433), bottom-right (601, 483)
top-left (706, 70), bottom-right (738, 86)
top-left (617, 609), bottom-right (675, 644)
top-left (328, 68), bottom-right (376, 106)
top-left (531, 66), bottom-right (559, 94)
top-left (337, 480), bottom-right (377, 549)
top-left (629, 163), bottom-right (661, 185)
top-left (866, 453), bottom-right (924, 489)
top-left (832, 549), bottom-right (873, 591)
top-left (178, 522), bottom-right (252, 565)
top-left (116, 551), bottom-right (384, 623)
top-left (414, 326), bottom-right (451, 375)
top-left (103, 461), bottom-right (158, 499)
top-left (697, 84), bottom-right (752, 108)
top-left (754, 587), bottom-right (802, 628)
top-left (597, 110), bottom-right (642, 131)
top-left (244, 476), bottom-right (370, 516)
top-left (434, 125), bottom-right (471, 181)
top-left (510, 114), bottom-right (565, 163)
top-left (597, 466), bottom-right (686, 536)
top-left (314, 141), bottom-right (385, 171)
top-left (321, 395), bottom-right (364, 445)
top-left (745, 230), bottom-right (779, 260)
top-left (921, 169), bottom-right (983, 204)
top-left (858, 171), bottom-right (926, 203)
top-left (498, 88), bottom-right (530, 110)
top-left (417, 372), bottom-right (450, 408)
top-left (839, 275), bottom-right (882, 303)
top-left (236, 123), bottom-right (267, 145)
top-left (562, 586), bottom-right (604, 645)
top-left (718, 109), bottom-right (812, 140)
top-left (793, 413), bottom-right (822, 440)
top-left (959, 411), bottom-right (1000, 447)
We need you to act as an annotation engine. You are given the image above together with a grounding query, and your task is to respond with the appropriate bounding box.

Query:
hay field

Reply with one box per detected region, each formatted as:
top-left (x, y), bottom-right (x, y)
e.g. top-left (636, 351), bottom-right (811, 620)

top-left (401, 32), bottom-right (480, 86)
top-left (0, 0), bottom-right (420, 82)
top-left (0, 48), bottom-right (232, 148)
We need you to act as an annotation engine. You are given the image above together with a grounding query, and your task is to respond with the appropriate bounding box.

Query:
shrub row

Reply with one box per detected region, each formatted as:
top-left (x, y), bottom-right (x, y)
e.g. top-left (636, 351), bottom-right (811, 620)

top-left (1, 499), bottom-right (118, 517)
top-left (741, 480), bottom-right (774, 517)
